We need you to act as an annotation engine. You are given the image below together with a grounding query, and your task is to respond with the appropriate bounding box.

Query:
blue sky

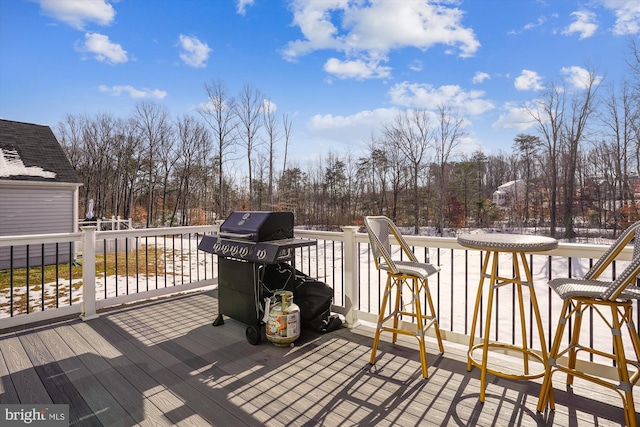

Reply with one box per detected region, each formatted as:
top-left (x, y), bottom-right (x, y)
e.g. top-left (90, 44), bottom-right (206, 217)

top-left (1, 0), bottom-right (638, 165)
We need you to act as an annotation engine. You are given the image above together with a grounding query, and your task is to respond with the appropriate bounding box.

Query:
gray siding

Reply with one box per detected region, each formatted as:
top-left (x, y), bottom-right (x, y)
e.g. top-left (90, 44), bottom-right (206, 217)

top-left (0, 184), bottom-right (76, 269)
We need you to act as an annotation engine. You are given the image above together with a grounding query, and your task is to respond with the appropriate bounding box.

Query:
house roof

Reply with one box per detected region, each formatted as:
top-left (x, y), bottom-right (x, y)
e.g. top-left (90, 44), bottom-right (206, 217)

top-left (497, 179), bottom-right (524, 190)
top-left (0, 119), bottom-right (81, 184)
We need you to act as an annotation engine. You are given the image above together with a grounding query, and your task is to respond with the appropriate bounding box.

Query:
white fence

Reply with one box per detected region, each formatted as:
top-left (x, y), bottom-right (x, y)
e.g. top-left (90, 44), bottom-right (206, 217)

top-left (0, 225), bottom-right (636, 378)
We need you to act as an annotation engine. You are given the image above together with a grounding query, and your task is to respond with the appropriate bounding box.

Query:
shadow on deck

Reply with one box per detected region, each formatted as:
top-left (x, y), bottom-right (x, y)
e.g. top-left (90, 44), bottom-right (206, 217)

top-left (0, 290), bottom-right (635, 426)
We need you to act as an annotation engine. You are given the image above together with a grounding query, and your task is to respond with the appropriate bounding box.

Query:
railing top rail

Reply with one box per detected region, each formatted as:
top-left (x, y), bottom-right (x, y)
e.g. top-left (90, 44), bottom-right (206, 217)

top-left (293, 230), bottom-right (634, 261)
top-left (294, 229), bottom-right (350, 241)
top-left (0, 232), bottom-right (83, 247)
top-left (93, 224), bottom-right (219, 239)
top-left (0, 226), bottom-right (631, 261)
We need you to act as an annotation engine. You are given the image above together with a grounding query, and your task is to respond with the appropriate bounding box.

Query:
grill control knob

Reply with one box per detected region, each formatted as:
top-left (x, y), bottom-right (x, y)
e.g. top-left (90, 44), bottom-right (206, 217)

top-left (240, 247), bottom-right (249, 257)
top-left (257, 249), bottom-right (266, 260)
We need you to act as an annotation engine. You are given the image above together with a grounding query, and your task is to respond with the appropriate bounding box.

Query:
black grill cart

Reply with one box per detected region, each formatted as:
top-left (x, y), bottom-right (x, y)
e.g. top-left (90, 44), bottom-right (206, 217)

top-left (198, 211), bottom-right (316, 344)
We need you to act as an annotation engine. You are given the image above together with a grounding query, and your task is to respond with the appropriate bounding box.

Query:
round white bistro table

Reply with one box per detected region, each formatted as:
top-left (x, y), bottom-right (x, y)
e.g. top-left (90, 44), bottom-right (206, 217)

top-left (457, 233), bottom-right (558, 403)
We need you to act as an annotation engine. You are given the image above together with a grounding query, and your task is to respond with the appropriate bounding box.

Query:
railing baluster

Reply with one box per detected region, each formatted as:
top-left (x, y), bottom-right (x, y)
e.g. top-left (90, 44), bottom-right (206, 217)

top-left (180, 233), bottom-right (186, 285)
top-left (154, 236), bottom-right (159, 290)
top-left (10, 246), bottom-right (14, 317)
top-left (145, 236), bottom-right (149, 291)
top-left (68, 241), bottom-right (72, 306)
top-left (26, 244), bottom-right (30, 314)
top-left (103, 237), bottom-right (108, 299)
top-left (449, 248), bottom-right (453, 331)
top-left (55, 243), bottom-right (60, 309)
top-left (192, 233), bottom-right (197, 283)
top-left (125, 237), bottom-right (130, 295)
top-left (136, 236), bottom-right (140, 293)
top-left (41, 243), bottom-right (45, 312)
top-left (464, 249), bottom-right (468, 335)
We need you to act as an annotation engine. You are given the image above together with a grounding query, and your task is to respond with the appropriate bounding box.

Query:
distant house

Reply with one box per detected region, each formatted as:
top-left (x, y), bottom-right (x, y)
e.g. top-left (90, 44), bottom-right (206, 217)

top-left (0, 119), bottom-right (82, 269)
top-left (493, 179), bottom-right (526, 207)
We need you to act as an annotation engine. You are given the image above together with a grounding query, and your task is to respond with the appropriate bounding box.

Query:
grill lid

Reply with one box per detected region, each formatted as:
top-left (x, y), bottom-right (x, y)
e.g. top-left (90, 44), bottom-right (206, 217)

top-left (219, 211), bottom-right (294, 242)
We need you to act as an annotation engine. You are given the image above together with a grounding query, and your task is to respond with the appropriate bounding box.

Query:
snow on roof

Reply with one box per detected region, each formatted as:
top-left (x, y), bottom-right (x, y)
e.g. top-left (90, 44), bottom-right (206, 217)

top-left (0, 147), bottom-right (56, 179)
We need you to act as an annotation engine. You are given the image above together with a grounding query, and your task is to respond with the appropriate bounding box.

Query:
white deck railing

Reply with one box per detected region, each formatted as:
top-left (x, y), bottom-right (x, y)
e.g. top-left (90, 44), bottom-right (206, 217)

top-left (1, 225), bottom-right (636, 379)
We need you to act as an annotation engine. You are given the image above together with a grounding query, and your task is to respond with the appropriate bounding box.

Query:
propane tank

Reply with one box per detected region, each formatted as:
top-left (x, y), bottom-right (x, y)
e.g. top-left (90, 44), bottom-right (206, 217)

top-left (266, 291), bottom-right (300, 347)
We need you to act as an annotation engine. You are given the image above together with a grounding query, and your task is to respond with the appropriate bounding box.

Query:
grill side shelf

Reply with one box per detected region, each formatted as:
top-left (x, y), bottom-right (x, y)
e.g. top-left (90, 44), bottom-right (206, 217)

top-left (198, 235), bottom-right (316, 264)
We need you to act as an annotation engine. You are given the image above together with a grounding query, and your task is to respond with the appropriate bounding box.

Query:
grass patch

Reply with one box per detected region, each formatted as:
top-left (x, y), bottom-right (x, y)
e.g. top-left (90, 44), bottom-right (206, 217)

top-left (0, 245), bottom-right (174, 315)
top-left (0, 245), bottom-right (170, 291)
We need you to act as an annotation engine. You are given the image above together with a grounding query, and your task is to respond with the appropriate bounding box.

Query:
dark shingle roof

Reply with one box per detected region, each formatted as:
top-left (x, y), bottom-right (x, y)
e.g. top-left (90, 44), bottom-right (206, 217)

top-left (0, 119), bottom-right (81, 183)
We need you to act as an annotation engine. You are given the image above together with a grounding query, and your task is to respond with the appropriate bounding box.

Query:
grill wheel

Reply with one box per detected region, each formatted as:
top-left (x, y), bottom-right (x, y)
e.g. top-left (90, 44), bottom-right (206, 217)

top-left (246, 325), bottom-right (261, 345)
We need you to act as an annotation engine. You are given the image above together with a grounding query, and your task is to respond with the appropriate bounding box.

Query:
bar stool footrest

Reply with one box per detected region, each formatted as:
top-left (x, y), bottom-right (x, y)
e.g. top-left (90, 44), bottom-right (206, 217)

top-left (468, 342), bottom-right (546, 380)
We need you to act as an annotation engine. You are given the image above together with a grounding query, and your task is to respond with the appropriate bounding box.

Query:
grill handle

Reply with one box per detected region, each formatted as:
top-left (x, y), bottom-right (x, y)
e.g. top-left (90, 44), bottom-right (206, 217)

top-left (219, 232), bottom-right (254, 239)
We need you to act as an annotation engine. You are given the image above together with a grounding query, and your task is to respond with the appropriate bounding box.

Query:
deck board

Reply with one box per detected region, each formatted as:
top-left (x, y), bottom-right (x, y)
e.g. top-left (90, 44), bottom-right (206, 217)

top-left (0, 334), bottom-right (52, 404)
top-left (0, 335), bottom-right (21, 404)
top-left (1, 289), bottom-right (637, 426)
top-left (17, 330), bottom-right (94, 425)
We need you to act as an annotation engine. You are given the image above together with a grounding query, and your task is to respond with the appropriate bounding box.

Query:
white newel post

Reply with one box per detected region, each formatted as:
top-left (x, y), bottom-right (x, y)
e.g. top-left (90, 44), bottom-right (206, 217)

top-left (341, 226), bottom-right (360, 328)
top-left (81, 226), bottom-right (99, 320)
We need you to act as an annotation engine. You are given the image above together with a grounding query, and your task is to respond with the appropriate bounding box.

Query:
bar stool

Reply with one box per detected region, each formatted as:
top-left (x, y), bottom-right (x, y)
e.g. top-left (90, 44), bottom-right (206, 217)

top-left (364, 216), bottom-right (444, 379)
top-left (537, 220), bottom-right (640, 427)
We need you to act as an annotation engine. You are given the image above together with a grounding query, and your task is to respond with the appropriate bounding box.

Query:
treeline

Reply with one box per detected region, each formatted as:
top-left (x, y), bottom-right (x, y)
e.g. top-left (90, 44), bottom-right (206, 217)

top-left (57, 43), bottom-right (640, 238)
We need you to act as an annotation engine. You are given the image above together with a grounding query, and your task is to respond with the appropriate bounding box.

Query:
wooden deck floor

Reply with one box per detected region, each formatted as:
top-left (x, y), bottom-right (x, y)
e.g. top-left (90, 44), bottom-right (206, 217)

top-left (1, 290), bottom-right (637, 426)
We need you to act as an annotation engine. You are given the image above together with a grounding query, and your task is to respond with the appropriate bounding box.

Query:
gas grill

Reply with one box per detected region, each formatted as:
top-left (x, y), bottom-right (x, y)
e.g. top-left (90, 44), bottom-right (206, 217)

top-left (198, 211), bottom-right (312, 264)
top-left (198, 211), bottom-right (316, 344)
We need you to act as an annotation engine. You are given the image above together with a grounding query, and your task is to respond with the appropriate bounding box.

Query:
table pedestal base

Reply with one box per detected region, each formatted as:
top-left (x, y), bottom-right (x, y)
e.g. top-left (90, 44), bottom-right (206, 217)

top-left (465, 249), bottom-right (549, 402)
top-left (468, 342), bottom-right (546, 380)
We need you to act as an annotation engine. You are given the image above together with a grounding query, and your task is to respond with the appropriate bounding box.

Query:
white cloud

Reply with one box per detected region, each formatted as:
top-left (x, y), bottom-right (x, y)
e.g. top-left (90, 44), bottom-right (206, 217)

top-left (262, 98), bottom-right (277, 113)
top-left (282, 0), bottom-right (480, 79)
top-left (178, 34), bottom-right (211, 68)
top-left (472, 72), bottom-right (490, 84)
top-left (99, 85), bottom-right (167, 99)
top-left (597, 0), bottom-right (640, 35)
top-left (508, 16), bottom-right (547, 35)
top-left (77, 32), bottom-right (127, 64)
top-left (36, 0), bottom-right (115, 30)
top-left (492, 102), bottom-right (537, 131)
top-left (514, 70), bottom-right (544, 91)
top-left (560, 66), bottom-right (603, 89)
top-left (562, 10), bottom-right (598, 39)
top-left (307, 107), bottom-right (400, 149)
top-left (309, 109), bottom-right (393, 130)
top-left (409, 60), bottom-right (423, 72)
top-left (323, 57), bottom-right (391, 80)
top-left (236, 0), bottom-right (255, 16)
top-left (387, 82), bottom-right (494, 115)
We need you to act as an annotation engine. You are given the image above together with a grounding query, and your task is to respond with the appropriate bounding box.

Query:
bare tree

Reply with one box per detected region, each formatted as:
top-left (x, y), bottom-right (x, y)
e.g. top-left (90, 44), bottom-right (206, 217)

top-left (561, 67), bottom-right (601, 238)
top-left (526, 82), bottom-right (565, 237)
top-left (360, 136), bottom-right (389, 216)
top-left (626, 37), bottom-right (640, 92)
top-left (383, 109), bottom-right (433, 233)
top-left (281, 113), bottom-right (292, 182)
top-left (253, 151), bottom-right (268, 210)
top-left (199, 79), bottom-right (238, 217)
top-left (602, 82), bottom-right (635, 204)
top-left (513, 134), bottom-right (542, 225)
top-left (83, 113), bottom-right (121, 219)
top-left (173, 115), bottom-right (210, 225)
top-left (236, 84), bottom-right (263, 209)
top-left (433, 104), bottom-right (466, 234)
top-left (118, 118), bottom-right (143, 220)
top-left (133, 101), bottom-right (172, 227)
top-left (262, 98), bottom-right (280, 208)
